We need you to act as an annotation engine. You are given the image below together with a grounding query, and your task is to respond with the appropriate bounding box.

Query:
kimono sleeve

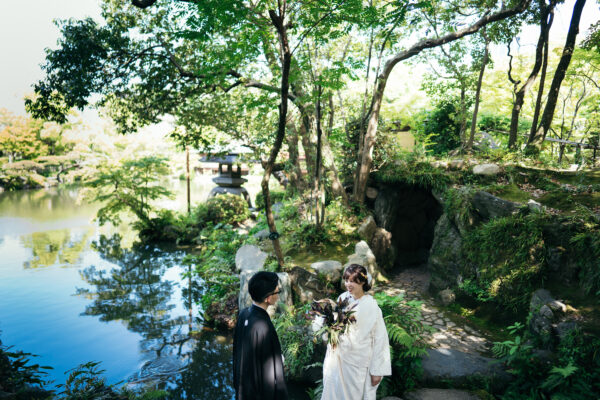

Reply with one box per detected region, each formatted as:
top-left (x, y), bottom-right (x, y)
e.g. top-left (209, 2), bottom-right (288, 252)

top-left (368, 306), bottom-right (392, 376)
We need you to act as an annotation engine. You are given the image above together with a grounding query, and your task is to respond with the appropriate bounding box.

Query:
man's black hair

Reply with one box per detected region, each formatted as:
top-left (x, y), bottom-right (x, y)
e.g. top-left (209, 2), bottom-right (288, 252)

top-left (248, 271), bottom-right (279, 303)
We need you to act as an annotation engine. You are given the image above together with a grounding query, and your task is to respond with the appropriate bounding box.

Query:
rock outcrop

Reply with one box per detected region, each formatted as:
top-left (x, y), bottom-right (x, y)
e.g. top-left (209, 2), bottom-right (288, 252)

top-left (235, 244), bottom-right (268, 273)
top-left (428, 214), bottom-right (462, 292)
top-left (288, 266), bottom-right (335, 303)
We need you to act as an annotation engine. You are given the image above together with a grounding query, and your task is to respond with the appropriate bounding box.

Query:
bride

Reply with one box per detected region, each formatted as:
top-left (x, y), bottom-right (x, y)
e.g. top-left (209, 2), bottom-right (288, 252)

top-left (320, 264), bottom-right (391, 400)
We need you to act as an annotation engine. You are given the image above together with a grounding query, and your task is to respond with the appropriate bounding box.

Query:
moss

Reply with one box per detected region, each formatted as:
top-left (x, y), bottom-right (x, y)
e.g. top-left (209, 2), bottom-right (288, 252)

top-left (372, 160), bottom-right (450, 192)
top-left (537, 190), bottom-right (577, 211)
top-left (485, 183), bottom-right (530, 204)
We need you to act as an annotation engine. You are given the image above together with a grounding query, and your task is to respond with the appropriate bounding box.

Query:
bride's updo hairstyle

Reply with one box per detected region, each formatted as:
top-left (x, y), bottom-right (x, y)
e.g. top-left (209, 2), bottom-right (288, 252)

top-left (343, 264), bottom-right (371, 292)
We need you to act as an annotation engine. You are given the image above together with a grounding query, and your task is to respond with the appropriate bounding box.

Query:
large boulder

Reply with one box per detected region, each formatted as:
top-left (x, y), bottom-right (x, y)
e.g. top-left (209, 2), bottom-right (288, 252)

top-left (369, 227), bottom-right (396, 270)
top-left (404, 389), bottom-right (483, 400)
top-left (311, 260), bottom-right (343, 282)
top-left (428, 214), bottom-right (462, 293)
top-left (358, 215), bottom-right (378, 243)
top-left (421, 348), bottom-right (511, 392)
top-left (288, 266), bottom-right (335, 303)
top-left (235, 244), bottom-right (268, 273)
top-left (343, 241), bottom-right (386, 284)
top-left (238, 271), bottom-right (293, 316)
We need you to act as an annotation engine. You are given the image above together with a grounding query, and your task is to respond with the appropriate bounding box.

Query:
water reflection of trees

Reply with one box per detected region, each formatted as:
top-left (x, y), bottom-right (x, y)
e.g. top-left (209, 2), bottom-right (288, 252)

top-left (77, 234), bottom-right (185, 342)
top-left (76, 234), bottom-right (236, 399)
top-left (21, 228), bottom-right (92, 269)
top-left (167, 333), bottom-right (235, 400)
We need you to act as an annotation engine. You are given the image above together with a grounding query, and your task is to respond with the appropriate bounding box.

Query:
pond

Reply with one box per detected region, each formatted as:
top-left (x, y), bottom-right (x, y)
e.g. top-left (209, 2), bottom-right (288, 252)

top-left (0, 177), bottom-right (309, 399)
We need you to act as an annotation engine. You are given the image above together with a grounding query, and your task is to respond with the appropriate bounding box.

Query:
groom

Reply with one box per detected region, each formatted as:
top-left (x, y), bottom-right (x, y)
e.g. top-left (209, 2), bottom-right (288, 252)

top-left (233, 271), bottom-right (288, 400)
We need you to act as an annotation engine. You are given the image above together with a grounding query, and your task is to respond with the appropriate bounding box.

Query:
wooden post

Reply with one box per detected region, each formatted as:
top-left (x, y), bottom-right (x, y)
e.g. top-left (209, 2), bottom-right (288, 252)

top-left (186, 146), bottom-right (191, 214)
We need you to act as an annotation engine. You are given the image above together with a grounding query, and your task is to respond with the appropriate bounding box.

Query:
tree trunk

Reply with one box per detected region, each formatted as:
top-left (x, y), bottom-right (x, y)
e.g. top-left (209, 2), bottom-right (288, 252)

top-left (532, 0), bottom-right (586, 144)
top-left (458, 87), bottom-right (468, 147)
top-left (264, 8), bottom-right (291, 267)
top-left (467, 32), bottom-right (490, 151)
top-left (528, 38), bottom-right (550, 144)
top-left (528, 6), bottom-right (555, 144)
top-left (314, 85), bottom-right (323, 226)
top-left (508, 0), bottom-right (555, 149)
top-left (353, 0), bottom-right (532, 203)
top-left (285, 123), bottom-right (305, 192)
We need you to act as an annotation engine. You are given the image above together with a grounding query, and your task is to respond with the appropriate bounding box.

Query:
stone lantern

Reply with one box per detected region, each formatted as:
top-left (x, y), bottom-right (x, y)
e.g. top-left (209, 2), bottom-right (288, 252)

top-left (203, 149), bottom-right (252, 207)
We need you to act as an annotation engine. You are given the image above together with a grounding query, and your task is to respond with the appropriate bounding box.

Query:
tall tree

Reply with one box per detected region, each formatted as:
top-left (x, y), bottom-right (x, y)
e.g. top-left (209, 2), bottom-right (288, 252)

top-left (353, 0), bottom-right (533, 203)
top-left (467, 30), bottom-right (491, 151)
top-left (507, 0), bottom-right (557, 149)
top-left (530, 0), bottom-right (587, 144)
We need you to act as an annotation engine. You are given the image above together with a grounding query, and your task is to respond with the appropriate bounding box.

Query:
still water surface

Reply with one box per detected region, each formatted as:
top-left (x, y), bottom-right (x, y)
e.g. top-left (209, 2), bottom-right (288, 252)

top-left (0, 178), bottom-right (308, 399)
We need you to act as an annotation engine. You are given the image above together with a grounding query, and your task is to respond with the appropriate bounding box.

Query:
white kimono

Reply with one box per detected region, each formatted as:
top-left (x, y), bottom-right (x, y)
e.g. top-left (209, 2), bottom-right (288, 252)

top-left (320, 292), bottom-right (391, 400)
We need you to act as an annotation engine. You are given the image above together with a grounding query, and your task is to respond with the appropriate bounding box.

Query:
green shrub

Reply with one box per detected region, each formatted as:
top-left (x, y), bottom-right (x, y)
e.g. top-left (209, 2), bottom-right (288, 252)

top-left (374, 292), bottom-right (430, 396)
top-left (0, 340), bottom-right (51, 396)
top-left (278, 198), bottom-right (359, 253)
top-left (372, 154), bottom-right (451, 192)
top-left (414, 100), bottom-right (462, 155)
top-left (493, 322), bottom-right (600, 399)
top-left (462, 214), bottom-right (547, 312)
top-left (255, 189), bottom-right (286, 210)
top-left (273, 304), bottom-right (318, 381)
top-left (195, 194), bottom-right (250, 226)
top-left (185, 225), bottom-right (244, 325)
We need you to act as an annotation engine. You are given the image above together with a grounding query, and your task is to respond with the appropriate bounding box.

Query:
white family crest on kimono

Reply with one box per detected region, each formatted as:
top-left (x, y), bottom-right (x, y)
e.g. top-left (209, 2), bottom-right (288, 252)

top-left (320, 291), bottom-right (391, 400)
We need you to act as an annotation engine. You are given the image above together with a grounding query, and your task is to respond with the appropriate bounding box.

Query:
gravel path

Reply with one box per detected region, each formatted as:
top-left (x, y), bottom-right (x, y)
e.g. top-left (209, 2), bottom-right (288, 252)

top-left (375, 267), bottom-right (493, 355)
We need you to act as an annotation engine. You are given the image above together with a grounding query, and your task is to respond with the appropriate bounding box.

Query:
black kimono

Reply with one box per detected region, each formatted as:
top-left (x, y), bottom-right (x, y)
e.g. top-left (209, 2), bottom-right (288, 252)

top-left (233, 305), bottom-right (288, 400)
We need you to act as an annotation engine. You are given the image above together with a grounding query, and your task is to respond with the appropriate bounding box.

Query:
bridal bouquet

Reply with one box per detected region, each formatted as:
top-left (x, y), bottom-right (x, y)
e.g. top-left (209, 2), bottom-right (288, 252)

top-left (308, 297), bottom-right (357, 348)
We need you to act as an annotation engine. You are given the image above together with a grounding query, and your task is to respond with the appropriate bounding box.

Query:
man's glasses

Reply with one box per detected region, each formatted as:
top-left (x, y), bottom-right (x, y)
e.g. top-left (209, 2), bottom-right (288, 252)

top-left (269, 290), bottom-right (281, 296)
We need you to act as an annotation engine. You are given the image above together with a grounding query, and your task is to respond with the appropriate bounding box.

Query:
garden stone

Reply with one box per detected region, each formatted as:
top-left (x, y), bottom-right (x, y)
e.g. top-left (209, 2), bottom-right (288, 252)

top-left (530, 288), bottom-right (568, 315)
top-left (438, 289), bottom-right (456, 306)
top-left (428, 214), bottom-right (462, 293)
top-left (369, 227), bottom-right (396, 270)
top-left (343, 241), bottom-right (386, 284)
top-left (358, 215), bottom-right (378, 242)
top-left (420, 348), bottom-right (511, 392)
top-left (253, 229), bottom-right (270, 240)
top-left (288, 266), bottom-right (334, 303)
top-left (311, 260), bottom-right (343, 282)
top-left (472, 163), bottom-right (501, 176)
top-left (238, 271), bottom-right (292, 316)
top-left (235, 244), bottom-right (267, 273)
top-left (527, 199), bottom-right (543, 212)
top-left (449, 159), bottom-right (465, 170)
top-left (404, 389), bottom-right (483, 400)
top-left (471, 191), bottom-right (519, 221)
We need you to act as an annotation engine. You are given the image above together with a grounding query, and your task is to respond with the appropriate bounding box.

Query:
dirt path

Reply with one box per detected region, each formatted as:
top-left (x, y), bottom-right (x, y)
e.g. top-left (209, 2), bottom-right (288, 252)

top-left (375, 267), bottom-right (493, 355)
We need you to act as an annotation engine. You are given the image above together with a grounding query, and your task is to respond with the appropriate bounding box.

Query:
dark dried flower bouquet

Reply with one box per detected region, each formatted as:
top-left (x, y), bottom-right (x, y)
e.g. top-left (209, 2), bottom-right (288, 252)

top-left (309, 297), bottom-right (357, 348)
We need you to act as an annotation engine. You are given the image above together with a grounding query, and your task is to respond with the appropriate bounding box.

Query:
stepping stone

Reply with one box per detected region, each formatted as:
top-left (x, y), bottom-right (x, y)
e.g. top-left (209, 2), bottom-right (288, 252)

top-left (404, 388), bottom-right (483, 400)
top-left (421, 349), bottom-right (512, 391)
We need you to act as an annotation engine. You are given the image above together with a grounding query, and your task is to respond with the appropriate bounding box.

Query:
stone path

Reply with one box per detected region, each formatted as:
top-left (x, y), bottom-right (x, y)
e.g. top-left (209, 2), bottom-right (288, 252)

top-left (375, 267), bottom-right (493, 355)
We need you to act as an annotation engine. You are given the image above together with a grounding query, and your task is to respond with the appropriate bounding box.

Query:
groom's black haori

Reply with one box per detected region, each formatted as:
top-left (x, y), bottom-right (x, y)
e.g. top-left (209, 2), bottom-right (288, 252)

top-left (233, 271), bottom-right (288, 400)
